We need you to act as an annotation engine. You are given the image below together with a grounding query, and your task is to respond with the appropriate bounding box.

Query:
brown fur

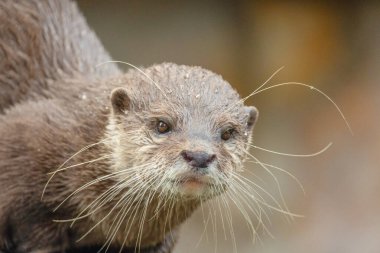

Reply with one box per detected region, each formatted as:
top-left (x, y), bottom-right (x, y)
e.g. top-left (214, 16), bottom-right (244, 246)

top-left (0, 1), bottom-right (258, 253)
top-left (0, 0), bottom-right (120, 113)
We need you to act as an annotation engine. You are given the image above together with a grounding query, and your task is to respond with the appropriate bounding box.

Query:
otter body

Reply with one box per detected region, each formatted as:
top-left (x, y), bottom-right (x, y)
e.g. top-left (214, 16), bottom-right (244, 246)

top-left (0, 0), bottom-right (120, 113)
top-left (0, 1), bottom-right (258, 253)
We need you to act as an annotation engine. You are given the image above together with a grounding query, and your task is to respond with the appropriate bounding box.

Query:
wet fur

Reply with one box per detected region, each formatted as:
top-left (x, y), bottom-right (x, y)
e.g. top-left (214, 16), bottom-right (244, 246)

top-left (0, 1), bottom-right (257, 253)
top-left (0, 0), bottom-right (120, 113)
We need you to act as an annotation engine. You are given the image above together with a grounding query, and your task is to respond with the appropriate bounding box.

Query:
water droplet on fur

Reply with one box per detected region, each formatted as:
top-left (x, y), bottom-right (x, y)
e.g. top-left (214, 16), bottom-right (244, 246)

top-left (215, 89), bottom-right (219, 93)
top-left (195, 94), bottom-right (200, 99)
top-left (185, 73), bottom-right (190, 79)
top-left (81, 93), bottom-right (87, 100)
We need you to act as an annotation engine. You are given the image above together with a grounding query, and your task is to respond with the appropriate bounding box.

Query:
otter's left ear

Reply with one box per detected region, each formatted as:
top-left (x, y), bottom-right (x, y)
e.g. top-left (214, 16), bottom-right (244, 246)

top-left (111, 88), bottom-right (131, 115)
top-left (245, 106), bottom-right (259, 130)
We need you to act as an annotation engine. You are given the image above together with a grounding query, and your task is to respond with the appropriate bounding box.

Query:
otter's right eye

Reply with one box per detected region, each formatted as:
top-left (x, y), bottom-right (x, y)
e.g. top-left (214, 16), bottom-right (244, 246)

top-left (221, 129), bottom-right (234, 141)
top-left (157, 121), bottom-right (171, 134)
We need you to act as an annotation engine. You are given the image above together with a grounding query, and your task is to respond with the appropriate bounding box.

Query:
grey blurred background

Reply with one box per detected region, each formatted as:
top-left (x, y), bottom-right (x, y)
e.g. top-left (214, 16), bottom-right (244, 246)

top-left (76, 1), bottom-right (380, 252)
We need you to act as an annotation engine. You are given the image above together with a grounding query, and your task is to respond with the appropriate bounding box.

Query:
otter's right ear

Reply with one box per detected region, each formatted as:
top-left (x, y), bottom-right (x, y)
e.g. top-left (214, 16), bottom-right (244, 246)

top-left (245, 106), bottom-right (259, 130)
top-left (111, 88), bottom-right (131, 114)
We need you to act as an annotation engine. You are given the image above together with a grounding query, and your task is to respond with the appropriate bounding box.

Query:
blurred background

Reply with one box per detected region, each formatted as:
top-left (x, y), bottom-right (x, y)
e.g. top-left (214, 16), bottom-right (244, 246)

top-left (77, 1), bottom-right (379, 252)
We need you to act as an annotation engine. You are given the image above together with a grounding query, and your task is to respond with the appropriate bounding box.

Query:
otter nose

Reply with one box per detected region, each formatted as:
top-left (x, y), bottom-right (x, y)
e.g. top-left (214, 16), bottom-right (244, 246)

top-left (181, 150), bottom-right (216, 168)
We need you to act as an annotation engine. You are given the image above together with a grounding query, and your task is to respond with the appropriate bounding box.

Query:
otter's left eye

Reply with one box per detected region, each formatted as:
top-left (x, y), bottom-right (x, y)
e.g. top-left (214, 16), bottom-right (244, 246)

top-left (157, 121), bottom-right (171, 134)
top-left (221, 129), bottom-right (235, 141)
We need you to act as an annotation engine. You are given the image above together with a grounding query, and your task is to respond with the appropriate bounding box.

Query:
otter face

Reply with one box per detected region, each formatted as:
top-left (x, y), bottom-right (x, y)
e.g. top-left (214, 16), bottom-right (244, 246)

top-left (108, 64), bottom-right (258, 199)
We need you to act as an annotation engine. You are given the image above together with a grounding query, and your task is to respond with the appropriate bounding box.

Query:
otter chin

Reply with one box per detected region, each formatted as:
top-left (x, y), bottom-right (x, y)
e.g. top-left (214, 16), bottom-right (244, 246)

top-left (171, 173), bottom-right (214, 196)
top-left (178, 179), bottom-right (208, 196)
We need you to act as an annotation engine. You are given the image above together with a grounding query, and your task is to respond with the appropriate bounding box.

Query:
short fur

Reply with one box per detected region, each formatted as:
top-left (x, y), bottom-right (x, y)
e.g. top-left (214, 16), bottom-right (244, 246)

top-left (0, 1), bottom-right (258, 253)
top-left (0, 0), bottom-right (120, 113)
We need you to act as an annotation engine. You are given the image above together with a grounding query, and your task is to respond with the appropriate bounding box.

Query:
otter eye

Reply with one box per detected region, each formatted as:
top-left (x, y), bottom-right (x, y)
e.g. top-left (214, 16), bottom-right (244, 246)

top-left (221, 129), bottom-right (234, 141)
top-left (157, 121), bottom-right (171, 134)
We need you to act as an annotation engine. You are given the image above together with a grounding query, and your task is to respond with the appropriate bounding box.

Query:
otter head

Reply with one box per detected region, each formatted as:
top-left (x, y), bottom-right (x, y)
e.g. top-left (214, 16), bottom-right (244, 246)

top-left (107, 63), bottom-right (258, 200)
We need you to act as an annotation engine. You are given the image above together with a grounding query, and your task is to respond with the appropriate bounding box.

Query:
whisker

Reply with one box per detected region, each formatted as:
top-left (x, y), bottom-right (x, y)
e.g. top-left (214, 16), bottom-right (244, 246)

top-left (232, 176), bottom-right (303, 217)
top-left (225, 189), bottom-right (257, 242)
top-left (222, 67), bottom-right (285, 114)
top-left (247, 82), bottom-right (353, 135)
top-left (41, 138), bottom-right (112, 199)
top-left (230, 172), bottom-right (283, 211)
top-left (110, 175), bottom-right (160, 252)
top-left (81, 173), bottom-right (158, 246)
top-left (243, 150), bottom-right (293, 221)
top-left (106, 194), bottom-right (139, 252)
top-left (48, 155), bottom-right (112, 175)
top-left (251, 66), bottom-right (285, 97)
top-left (136, 189), bottom-right (156, 253)
top-left (54, 179), bottom-right (126, 224)
top-left (53, 163), bottom-right (154, 212)
top-left (77, 190), bottom-right (132, 243)
top-left (96, 60), bottom-right (168, 100)
top-left (229, 175), bottom-right (269, 217)
top-left (228, 176), bottom-right (273, 238)
top-left (216, 197), bottom-right (227, 240)
top-left (195, 199), bottom-right (211, 248)
top-left (246, 160), bottom-right (305, 195)
top-left (249, 141), bottom-right (332, 157)
top-left (219, 191), bottom-right (238, 253)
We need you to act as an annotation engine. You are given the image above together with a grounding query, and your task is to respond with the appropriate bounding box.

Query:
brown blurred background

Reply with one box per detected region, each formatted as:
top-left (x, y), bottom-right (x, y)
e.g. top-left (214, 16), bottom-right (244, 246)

top-left (76, 1), bottom-right (380, 252)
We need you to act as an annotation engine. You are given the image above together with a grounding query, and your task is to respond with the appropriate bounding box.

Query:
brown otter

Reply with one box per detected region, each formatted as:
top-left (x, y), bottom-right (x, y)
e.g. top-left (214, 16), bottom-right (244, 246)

top-left (0, 1), bottom-right (258, 253)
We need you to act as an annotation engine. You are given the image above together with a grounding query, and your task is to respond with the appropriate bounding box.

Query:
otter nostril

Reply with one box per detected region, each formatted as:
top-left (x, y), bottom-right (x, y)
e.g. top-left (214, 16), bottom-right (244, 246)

top-left (180, 150), bottom-right (193, 163)
top-left (207, 154), bottom-right (216, 163)
top-left (181, 150), bottom-right (216, 168)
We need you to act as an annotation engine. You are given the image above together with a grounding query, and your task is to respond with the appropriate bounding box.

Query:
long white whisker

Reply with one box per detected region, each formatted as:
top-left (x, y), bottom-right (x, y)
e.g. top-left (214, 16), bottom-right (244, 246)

top-left (41, 138), bottom-right (111, 199)
top-left (249, 142), bottom-right (332, 157)
top-left (252, 66), bottom-right (285, 95)
top-left (243, 150), bottom-right (292, 221)
top-left (248, 82), bottom-right (353, 135)
top-left (53, 162), bottom-right (154, 212)
top-left (48, 155), bottom-right (112, 175)
top-left (228, 176), bottom-right (273, 238)
top-left (246, 160), bottom-right (305, 195)
top-left (96, 60), bottom-right (168, 100)
top-left (223, 67), bottom-right (285, 114)
top-left (225, 189), bottom-right (257, 241)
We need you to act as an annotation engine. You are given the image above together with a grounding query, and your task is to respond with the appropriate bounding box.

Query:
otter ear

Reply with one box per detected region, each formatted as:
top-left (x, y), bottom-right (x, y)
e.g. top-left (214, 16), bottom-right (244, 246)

top-left (245, 106), bottom-right (259, 130)
top-left (111, 88), bottom-right (131, 114)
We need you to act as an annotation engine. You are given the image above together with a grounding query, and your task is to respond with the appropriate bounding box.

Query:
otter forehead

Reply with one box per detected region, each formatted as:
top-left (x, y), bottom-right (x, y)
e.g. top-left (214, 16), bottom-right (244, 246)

top-left (120, 63), bottom-right (245, 120)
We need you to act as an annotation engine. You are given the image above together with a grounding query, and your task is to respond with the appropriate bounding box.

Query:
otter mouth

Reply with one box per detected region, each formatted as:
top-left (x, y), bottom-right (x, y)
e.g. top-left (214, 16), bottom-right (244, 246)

top-left (177, 176), bottom-right (203, 184)
top-left (171, 174), bottom-right (211, 185)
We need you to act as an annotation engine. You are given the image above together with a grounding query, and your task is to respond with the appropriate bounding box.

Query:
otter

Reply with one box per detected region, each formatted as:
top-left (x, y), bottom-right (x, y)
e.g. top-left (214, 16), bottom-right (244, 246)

top-left (0, 1), bottom-right (258, 253)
